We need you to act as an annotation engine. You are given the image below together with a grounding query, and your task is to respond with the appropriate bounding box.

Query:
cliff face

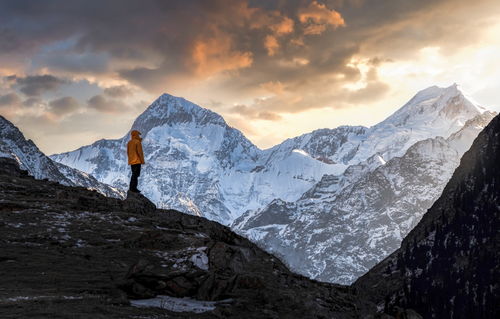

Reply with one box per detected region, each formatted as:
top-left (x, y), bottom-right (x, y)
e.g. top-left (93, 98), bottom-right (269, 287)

top-left (0, 157), bottom-right (362, 318)
top-left (355, 115), bottom-right (500, 318)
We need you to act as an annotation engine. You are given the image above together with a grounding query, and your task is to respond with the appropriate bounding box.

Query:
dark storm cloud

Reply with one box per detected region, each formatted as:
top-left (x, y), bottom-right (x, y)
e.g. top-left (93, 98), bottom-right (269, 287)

top-left (48, 96), bottom-right (80, 116)
top-left (87, 94), bottom-right (127, 114)
top-left (38, 50), bottom-right (110, 74)
top-left (0, 0), bottom-right (497, 115)
top-left (0, 92), bottom-right (21, 107)
top-left (23, 97), bottom-right (42, 107)
top-left (103, 85), bottom-right (134, 98)
top-left (9, 75), bottom-right (66, 96)
top-left (0, 1), bottom-right (345, 84)
top-left (0, 28), bottom-right (24, 53)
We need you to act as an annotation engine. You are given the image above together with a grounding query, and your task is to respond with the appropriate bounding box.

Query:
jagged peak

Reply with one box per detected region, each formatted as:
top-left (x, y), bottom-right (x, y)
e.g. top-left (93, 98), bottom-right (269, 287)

top-left (0, 115), bottom-right (32, 143)
top-left (0, 115), bottom-right (17, 129)
top-left (376, 84), bottom-right (486, 129)
top-left (412, 83), bottom-right (457, 100)
top-left (138, 92), bottom-right (223, 121)
top-left (266, 125), bottom-right (368, 153)
top-left (128, 93), bottom-right (229, 137)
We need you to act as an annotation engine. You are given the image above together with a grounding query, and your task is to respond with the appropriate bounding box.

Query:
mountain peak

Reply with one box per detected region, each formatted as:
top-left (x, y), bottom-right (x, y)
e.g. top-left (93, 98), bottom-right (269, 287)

top-left (129, 93), bottom-right (227, 136)
top-left (412, 83), bottom-right (458, 100)
top-left (377, 84), bottom-right (486, 131)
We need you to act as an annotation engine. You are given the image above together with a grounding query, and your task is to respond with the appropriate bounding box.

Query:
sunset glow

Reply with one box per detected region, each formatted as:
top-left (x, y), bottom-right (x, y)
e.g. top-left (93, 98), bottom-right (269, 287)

top-left (0, 0), bottom-right (499, 153)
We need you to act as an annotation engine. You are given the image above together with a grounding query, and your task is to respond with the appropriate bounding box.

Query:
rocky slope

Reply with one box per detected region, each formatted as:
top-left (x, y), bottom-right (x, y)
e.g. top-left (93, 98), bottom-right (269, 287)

top-left (0, 157), bottom-right (366, 318)
top-left (51, 85), bottom-right (488, 227)
top-left (355, 114), bottom-right (500, 318)
top-left (0, 115), bottom-right (123, 198)
top-left (2, 106), bottom-right (498, 318)
top-left (233, 108), bottom-right (495, 284)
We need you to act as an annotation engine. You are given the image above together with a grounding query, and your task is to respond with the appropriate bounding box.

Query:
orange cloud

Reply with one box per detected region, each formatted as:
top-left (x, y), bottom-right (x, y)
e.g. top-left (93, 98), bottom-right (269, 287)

top-left (270, 16), bottom-right (294, 35)
top-left (190, 31), bottom-right (253, 77)
top-left (298, 1), bottom-right (345, 35)
top-left (260, 81), bottom-right (285, 94)
top-left (245, 8), bottom-right (294, 56)
top-left (249, 10), bottom-right (294, 34)
top-left (264, 35), bottom-right (279, 56)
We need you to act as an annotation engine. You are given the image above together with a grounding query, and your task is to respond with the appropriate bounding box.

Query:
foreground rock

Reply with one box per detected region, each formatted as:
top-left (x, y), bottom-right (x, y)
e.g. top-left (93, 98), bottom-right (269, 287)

top-left (0, 157), bottom-right (363, 318)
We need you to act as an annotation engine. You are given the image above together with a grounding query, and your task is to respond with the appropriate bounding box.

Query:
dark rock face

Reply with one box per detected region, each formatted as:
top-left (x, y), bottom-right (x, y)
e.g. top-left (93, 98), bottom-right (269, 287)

top-left (355, 115), bottom-right (500, 318)
top-left (0, 157), bottom-right (363, 318)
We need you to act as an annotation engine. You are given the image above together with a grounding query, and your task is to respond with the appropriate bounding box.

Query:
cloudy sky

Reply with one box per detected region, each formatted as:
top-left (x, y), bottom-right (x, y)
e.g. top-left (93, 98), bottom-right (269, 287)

top-left (1, 0), bottom-right (499, 154)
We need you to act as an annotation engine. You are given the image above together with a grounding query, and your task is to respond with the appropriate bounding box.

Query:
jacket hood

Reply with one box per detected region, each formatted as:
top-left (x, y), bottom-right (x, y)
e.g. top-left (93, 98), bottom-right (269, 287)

top-left (130, 130), bottom-right (142, 140)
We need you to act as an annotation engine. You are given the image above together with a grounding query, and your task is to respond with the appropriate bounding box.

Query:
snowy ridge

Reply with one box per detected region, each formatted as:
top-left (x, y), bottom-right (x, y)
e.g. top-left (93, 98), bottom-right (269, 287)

top-left (233, 110), bottom-right (496, 284)
top-left (51, 93), bottom-right (346, 223)
top-left (51, 85), bottom-right (492, 226)
top-left (49, 84), bottom-right (495, 283)
top-left (0, 116), bottom-right (123, 198)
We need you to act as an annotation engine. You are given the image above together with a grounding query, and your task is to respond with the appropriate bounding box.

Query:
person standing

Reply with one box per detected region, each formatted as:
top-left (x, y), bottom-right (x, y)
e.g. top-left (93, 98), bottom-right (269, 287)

top-left (127, 130), bottom-right (145, 193)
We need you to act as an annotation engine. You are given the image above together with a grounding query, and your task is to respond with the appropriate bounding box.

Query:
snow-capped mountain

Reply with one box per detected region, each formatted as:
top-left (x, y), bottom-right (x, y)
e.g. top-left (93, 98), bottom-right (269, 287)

top-left (355, 113), bottom-right (500, 318)
top-left (51, 94), bottom-right (343, 223)
top-left (51, 84), bottom-right (489, 227)
top-left (0, 115), bottom-right (123, 198)
top-left (49, 83), bottom-right (494, 283)
top-left (266, 84), bottom-right (486, 168)
top-left (233, 92), bottom-right (495, 284)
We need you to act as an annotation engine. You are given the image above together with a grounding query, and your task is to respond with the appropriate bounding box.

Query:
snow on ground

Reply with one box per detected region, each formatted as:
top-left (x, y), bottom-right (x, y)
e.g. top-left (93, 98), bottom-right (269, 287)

top-left (130, 295), bottom-right (231, 313)
top-left (190, 247), bottom-right (209, 270)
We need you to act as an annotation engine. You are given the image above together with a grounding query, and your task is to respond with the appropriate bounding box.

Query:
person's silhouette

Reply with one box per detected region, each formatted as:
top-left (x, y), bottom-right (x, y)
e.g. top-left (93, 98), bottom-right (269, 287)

top-left (127, 130), bottom-right (145, 193)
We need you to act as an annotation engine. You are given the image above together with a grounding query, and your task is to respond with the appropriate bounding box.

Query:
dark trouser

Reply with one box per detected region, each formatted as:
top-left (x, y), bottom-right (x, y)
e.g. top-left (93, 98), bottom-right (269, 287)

top-left (129, 164), bottom-right (141, 191)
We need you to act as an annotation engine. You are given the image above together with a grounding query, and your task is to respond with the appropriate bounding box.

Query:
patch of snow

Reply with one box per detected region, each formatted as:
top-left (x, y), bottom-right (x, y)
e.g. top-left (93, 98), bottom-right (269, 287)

top-left (190, 247), bottom-right (209, 270)
top-left (130, 295), bottom-right (227, 313)
top-left (292, 149), bottom-right (310, 157)
top-left (376, 155), bottom-right (386, 165)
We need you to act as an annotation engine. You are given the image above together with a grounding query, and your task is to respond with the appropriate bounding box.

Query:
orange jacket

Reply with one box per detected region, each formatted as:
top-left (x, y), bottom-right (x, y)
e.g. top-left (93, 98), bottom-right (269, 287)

top-left (127, 130), bottom-right (145, 165)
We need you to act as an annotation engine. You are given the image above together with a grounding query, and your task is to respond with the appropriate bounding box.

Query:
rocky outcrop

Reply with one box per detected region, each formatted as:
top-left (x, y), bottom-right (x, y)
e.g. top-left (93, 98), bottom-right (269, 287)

top-left (0, 157), bottom-right (363, 318)
top-left (355, 114), bottom-right (500, 318)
